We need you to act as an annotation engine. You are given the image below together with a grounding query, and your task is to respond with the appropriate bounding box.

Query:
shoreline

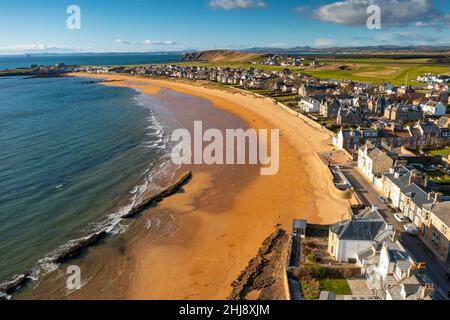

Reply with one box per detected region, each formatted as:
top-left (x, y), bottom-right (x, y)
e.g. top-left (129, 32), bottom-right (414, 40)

top-left (67, 72), bottom-right (351, 300)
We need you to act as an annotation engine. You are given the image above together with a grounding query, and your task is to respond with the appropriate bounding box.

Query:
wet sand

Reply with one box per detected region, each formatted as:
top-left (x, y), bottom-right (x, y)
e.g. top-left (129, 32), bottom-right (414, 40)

top-left (69, 73), bottom-right (351, 300)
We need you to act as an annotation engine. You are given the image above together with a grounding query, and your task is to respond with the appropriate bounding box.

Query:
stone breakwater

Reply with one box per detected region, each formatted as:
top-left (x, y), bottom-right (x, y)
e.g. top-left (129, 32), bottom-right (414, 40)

top-left (0, 171), bottom-right (193, 299)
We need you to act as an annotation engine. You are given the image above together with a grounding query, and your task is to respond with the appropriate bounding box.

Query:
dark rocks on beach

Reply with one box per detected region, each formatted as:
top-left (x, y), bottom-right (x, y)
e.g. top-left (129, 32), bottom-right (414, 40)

top-left (0, 273), bottom-right (31, 295)
top-left (55, 231), bottom-right (108, 264)
top-left (228, 228), bottom-right (288, 300)
top-left (122, 171), bottom-right (193, 219)
top-left (81, 80), bottom-right (119, 85)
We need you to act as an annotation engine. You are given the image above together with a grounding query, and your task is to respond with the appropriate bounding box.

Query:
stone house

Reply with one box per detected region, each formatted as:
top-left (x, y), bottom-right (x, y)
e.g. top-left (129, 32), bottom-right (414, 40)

top-left (358, 142), bottom-right (394, 184)
top-left (420, 202), bottom-right (450, 263)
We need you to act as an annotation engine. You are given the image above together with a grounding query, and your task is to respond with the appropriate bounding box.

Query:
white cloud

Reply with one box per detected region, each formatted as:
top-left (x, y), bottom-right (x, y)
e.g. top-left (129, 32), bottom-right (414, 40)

top-left (295, 6), bottom-right (308, 13)
top-left (0, 44), bottom-right (83, 54)
top-left (115, 39), bottom-right (177, 46)
top-left (313, 0), bottom-right (448, 28)
top-left (314, 38), bottom-right (337, 47)
top-left (115, 39), bottom-right (132, 45)
top-left (209, 0), bottom-right (267, 10)
top-left (142, 40), bottom-right (177, 46)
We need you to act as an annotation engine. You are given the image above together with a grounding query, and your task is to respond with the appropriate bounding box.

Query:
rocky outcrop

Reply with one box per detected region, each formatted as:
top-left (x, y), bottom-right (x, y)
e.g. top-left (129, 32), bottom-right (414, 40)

top-left (228, 228), bottom-right (289, 300)
top-left (55, 231), bottom-right (108, 264)
top-left (0, 273), bottom-right (30, 296)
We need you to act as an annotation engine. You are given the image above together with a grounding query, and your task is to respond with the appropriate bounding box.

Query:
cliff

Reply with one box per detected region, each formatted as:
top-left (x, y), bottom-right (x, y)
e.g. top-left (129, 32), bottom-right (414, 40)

top-left (182, 50), bottom-right (262, 62)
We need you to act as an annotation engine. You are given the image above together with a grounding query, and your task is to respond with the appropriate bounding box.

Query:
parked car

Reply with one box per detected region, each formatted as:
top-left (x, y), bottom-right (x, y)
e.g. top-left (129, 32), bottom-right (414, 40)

top-left (394, 214), bottom-right (406, 223)
top-left (404, 224), bottom-right (419, 236)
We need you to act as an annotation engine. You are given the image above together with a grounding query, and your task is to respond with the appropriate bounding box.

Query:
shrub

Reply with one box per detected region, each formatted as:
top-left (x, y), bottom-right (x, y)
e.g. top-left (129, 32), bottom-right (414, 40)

top-left (303, 247), bottom-right (312, 256)
top-left (300, 278), bottom-right (321, 300)
top-left (312, 265), bottom-right (327, 279)
top-left (307, 253), bottom-right (320, 263)
top-left (305, 241), bottom-right (320, 249)
top-left (293, 265), bottom-right (313, 279)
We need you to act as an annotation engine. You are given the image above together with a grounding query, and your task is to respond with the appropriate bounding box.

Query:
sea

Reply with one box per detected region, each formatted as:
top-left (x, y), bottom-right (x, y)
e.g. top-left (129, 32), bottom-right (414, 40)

top-left (0, 74), bottom-right (182, 298)
top-left (0, 53), bottom-right (182, 70)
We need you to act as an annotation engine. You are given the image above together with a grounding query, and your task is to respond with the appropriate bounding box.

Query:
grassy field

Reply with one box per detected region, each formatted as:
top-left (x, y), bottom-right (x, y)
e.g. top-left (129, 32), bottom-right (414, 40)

top-left (176, 57), bottom-right (450, 85)
top-left (0, 68), bottom-right (32, 75)
top-left (429, 147), bottom-right (450, 157)
top-left (302, 62), bottom-right (450, 86)
top-left (319, 279), bottom-right (353, 296)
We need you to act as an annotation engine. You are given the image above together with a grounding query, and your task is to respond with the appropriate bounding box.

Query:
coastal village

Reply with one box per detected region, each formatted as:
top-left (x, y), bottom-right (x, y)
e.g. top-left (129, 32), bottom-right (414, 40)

top-left (4, 59), bottom-right (450, 300)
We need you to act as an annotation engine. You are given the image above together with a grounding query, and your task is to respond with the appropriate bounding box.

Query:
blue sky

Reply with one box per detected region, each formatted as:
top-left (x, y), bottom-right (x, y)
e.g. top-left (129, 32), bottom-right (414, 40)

top-left (0, 0), bottom-right (449, 54)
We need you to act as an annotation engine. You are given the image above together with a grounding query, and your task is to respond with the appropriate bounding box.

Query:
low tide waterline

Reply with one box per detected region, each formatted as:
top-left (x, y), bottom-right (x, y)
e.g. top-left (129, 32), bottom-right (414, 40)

top-left (0, 76), bottom-right (182, 294)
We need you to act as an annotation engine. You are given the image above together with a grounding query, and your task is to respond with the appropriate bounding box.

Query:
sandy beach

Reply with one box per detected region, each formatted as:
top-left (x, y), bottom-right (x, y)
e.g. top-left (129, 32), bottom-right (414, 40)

top-left (69, 73), bottom-right (351, 300)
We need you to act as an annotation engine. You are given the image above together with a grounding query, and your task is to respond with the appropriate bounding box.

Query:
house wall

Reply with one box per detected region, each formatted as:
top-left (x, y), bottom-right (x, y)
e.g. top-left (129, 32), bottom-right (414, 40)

top-left (383, 178), bottom-right (402, 208)
top-left (328, 231), bottom-right (340, 259)
top-left (400, 195), bottom-right (425, 227)
top-left (335, 239), bottom-right (373, 263)
top-left (374, 176), bottom-right (384, 192)
top-left (378, 247), bottom-right (394, 279)
top-left (423, 213), bottom-right (450, 262)
top-left (358, 151), bottom-right (374, 182)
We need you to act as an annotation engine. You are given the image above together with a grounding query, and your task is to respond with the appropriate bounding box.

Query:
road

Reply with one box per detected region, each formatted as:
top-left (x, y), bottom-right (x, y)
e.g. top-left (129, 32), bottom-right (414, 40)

top-left (342, 163), bottom-right (450, 299)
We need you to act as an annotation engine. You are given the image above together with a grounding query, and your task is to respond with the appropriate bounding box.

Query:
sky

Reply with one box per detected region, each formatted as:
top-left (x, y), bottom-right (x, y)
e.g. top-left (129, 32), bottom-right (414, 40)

top-left (0, 0), bottom-right (449, 54)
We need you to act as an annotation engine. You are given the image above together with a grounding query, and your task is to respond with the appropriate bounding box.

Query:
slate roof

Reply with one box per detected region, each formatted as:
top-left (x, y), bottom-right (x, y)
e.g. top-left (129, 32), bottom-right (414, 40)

top-left (384, 166), bottom-right (412, 189)
top-left (357, 246), bottom-right (375, 261)
top-left (384, 242), bottom-right (411, 272)
top-left (418, 122), bottom-right (440, 135)
top-left (356, 207), bottom-right (384, 221)
top-left (423, 202), bottom-right (450, 227)
top-left (330, 220), bottom-right (386, 241)
top-left (387, 275), bottom-right (432, 300)
top-left (401, 183), bottom-right (432, 208)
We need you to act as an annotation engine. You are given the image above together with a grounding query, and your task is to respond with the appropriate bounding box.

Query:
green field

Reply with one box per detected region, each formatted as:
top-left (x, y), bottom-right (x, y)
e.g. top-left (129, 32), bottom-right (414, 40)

top-left (302, 60), bottom-right (450, 86)
top-left (429, 147), bottom-right (450, 157)
top-left (0, 68), bottom-right (32, 75)
top-left (177, 57), bottom-right (450, 85)
top-left (319, 279), bottom-right (352, 296)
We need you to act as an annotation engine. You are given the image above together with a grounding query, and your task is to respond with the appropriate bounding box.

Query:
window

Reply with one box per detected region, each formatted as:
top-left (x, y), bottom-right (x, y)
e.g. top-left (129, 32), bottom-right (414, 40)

top-left (432, 232), bottom-right (440, 247)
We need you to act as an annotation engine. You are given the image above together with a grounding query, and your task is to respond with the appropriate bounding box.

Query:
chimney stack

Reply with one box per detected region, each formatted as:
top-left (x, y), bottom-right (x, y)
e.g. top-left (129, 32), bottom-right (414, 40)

top-left (428, 192), bottom-right (442, 203)
top-left (409, 171), bottom-right (417, 185)
top-left (421, 284), bottom-right (434, 300)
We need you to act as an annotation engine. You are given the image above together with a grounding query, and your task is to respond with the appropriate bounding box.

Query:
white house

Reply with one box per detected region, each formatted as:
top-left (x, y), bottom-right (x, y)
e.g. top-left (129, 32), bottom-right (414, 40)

top-left (299, 96), bottom-right (320, 113)
top-left (420, 100), bottom-right (447, 117)
top-left (328, 208), bottom-right (393, 263)
top-left (359, 240), bottom-right (434, 300)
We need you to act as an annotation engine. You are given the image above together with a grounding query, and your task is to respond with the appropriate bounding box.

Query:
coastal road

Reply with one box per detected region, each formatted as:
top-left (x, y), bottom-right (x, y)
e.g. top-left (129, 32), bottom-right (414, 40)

top-left (340, 164), bottom-right (389, 211)
top-left (400, 234), bottom-right (450, 299)
top-left (342, 163), bottom-right (450, 299)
